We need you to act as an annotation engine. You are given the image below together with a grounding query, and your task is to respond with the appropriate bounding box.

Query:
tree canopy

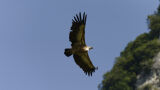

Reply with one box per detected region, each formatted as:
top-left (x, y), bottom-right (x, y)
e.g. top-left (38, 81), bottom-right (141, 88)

top-left (99, 3), bottom-right (160, 90)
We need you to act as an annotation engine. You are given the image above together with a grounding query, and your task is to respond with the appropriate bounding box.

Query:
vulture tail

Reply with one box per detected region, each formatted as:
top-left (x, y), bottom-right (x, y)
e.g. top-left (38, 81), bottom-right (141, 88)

top-left (64, 48), bottom-right (72, 57)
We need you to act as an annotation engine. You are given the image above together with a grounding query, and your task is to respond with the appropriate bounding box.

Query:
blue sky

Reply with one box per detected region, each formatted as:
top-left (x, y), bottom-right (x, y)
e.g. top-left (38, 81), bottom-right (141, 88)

top-left (0, 0), bottom-right (159, 90)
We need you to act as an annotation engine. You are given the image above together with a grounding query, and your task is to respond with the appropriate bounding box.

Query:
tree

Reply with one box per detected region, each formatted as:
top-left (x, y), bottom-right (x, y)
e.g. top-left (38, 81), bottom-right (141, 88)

top-left (99, 3), bottom-right (160, 90)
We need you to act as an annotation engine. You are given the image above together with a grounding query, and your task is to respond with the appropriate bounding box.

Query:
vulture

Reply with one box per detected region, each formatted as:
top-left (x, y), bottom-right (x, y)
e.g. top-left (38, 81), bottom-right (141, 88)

top-left (64, 12), bottom-right (97, 76)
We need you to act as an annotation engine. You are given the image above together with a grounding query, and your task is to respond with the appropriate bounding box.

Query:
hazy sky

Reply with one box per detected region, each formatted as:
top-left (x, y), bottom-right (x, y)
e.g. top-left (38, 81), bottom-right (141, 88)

top-left (0, 0), bottom-right (159, 90)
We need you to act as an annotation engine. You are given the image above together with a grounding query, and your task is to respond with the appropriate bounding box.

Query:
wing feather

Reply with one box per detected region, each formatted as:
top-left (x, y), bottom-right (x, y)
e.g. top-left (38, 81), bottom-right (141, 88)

top-left (70, 12), bottom-right (86, 46)
top-left (76, 14), bottom-right (80, 21)
top-left (79, 13), bottom-right (81, 21)
top-left (73, 53), bottom-right (97, 76)
top-left (74, 16), bottom-right (78, 22)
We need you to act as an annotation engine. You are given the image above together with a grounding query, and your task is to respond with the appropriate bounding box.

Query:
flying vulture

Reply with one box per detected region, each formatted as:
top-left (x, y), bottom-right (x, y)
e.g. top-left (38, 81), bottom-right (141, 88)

top-left (64, 12), bottom-right (97, 76)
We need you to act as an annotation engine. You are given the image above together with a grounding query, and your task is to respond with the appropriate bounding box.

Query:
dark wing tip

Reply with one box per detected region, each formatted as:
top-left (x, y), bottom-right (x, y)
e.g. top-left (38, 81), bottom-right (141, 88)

top-left (71, 12), bottom-right (87, 31)
top-left (76, 14), bottom-right (80, 22)
top-left (74, 16), bottom-right (78, 22)
top-left (75, 12), bottom-right (86, 22)
top-left (84, 67), bottom-right (98, 76)
top-left (79, 12), bottom-right (81, 21)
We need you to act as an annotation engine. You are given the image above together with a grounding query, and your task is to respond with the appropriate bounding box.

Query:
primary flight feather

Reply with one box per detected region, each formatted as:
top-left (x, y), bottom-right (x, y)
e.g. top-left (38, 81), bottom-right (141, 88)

top-left (64, 12), bottom-right (97, 76)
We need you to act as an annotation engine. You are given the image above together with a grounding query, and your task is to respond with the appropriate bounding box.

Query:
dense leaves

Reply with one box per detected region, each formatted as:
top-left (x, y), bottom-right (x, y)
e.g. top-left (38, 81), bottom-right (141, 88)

top-left (99, 4), bottom-right (160, 90)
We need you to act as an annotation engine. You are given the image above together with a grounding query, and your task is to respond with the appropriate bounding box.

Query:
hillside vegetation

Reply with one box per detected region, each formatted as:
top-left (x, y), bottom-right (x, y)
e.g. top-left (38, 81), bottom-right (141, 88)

top-left (99, 4), bottom-right (160, 90)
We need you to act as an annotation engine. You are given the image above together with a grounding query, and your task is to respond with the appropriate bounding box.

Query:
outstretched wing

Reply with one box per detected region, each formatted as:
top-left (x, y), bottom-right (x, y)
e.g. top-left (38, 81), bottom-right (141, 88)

top-left (69, 12), bottom-right (87, 46)
top-left (73, 53), bottom-right (97, 76)
top-left (69, 12), bottom-right (97, 76)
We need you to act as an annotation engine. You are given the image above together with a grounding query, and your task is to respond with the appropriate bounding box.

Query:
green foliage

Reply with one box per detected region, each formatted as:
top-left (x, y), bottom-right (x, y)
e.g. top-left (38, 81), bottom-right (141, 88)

top-left (100, 36), bottom-right (160, 90)
top-left (100, 38), bottom-right (160, 90)
top-left (102, 68), bottom-right (136, 90)
top-left (140, 59), bottom-right (153, 74)
top-left (120, 33), bottom-right (150, 57)
top-left (99, 4), bottom-right (160, 90)
top-left (147, 5), bottom-right (160, 39)
top-left (158, 5), bottom-right (160, 15)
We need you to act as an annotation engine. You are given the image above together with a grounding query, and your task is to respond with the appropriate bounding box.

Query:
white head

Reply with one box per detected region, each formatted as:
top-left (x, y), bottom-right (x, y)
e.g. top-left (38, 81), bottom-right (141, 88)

top-left (83, 46), bottom-right (93, 51)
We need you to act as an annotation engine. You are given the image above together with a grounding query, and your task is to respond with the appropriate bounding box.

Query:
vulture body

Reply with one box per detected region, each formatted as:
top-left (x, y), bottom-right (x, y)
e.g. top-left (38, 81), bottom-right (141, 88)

top-left (64, 12), bottom-right (97, 76)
